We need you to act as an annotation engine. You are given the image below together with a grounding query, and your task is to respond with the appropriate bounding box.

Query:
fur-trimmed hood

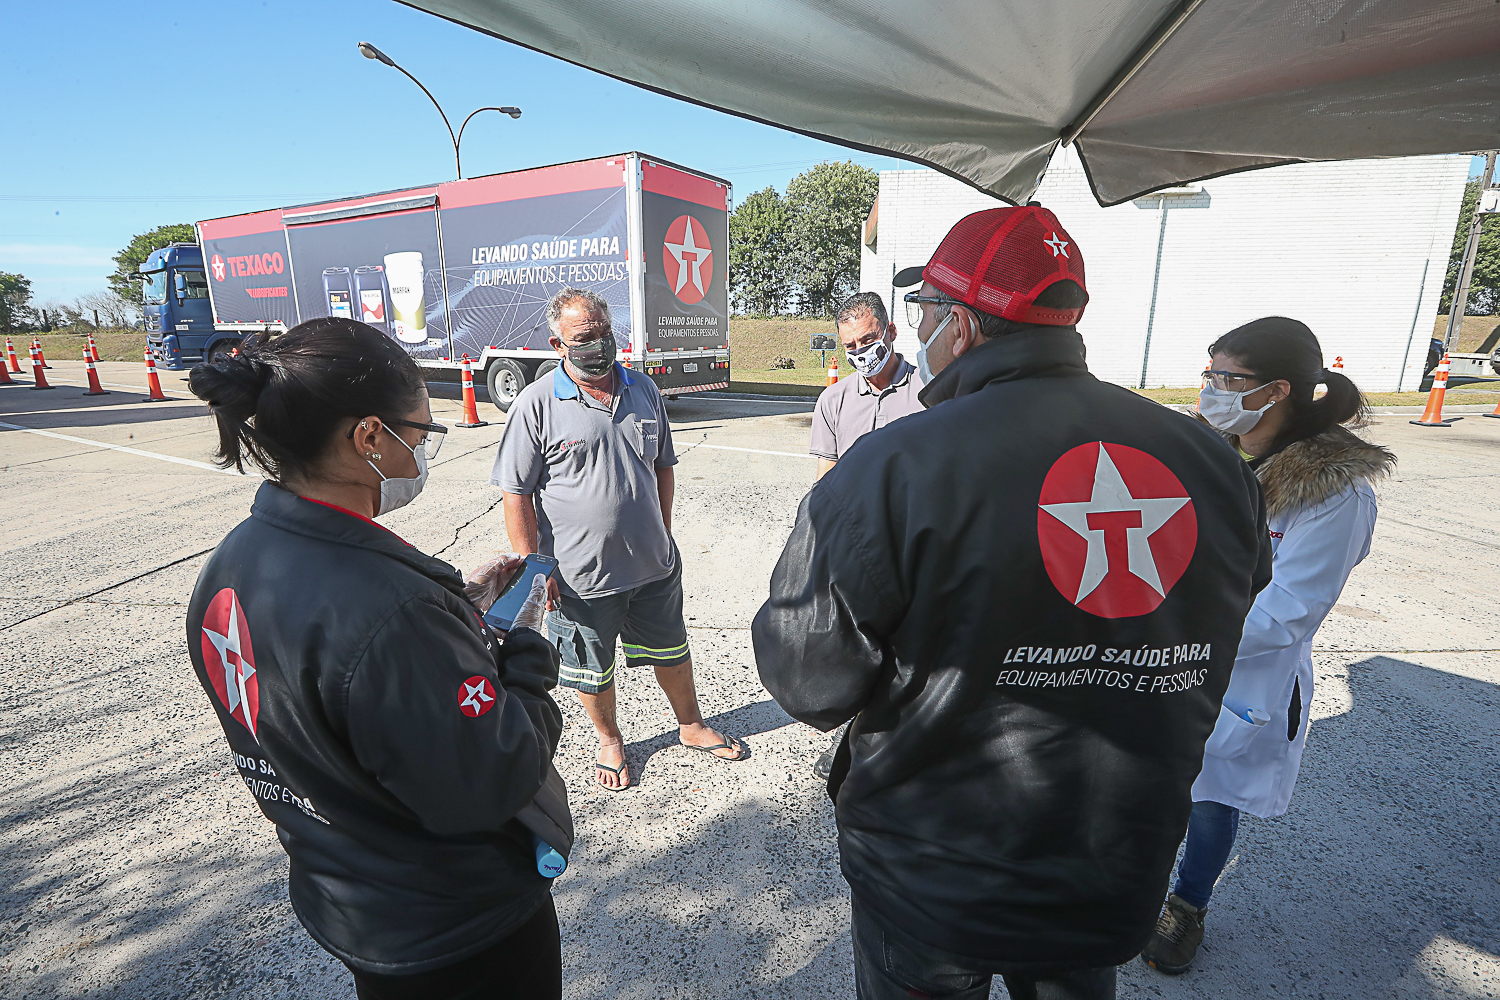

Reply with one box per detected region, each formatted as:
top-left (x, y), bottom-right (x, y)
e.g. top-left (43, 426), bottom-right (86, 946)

top-left (1192, 412), bottom-right (1395, 518)
top-left (1253, 424), bottom-right (1395, 519)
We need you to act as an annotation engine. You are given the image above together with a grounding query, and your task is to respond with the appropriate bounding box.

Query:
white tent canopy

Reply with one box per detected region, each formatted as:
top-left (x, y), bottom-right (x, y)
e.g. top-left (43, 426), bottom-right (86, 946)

top-left (403, 0), bottom-right (1500, 205)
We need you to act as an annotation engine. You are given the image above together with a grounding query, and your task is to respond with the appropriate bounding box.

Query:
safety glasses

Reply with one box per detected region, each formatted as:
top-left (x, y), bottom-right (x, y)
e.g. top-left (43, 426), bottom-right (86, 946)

top-left (903, 291), bottom-right (959, 329)
top-left (1201, 369), bottom-right (1265, 393)
top-left (348, 417), bottom-right (449, 460)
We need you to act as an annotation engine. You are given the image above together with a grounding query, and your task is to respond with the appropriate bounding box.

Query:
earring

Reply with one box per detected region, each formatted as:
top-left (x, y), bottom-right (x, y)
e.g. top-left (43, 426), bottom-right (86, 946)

top-left (367, 452), bottom-right (381, 461)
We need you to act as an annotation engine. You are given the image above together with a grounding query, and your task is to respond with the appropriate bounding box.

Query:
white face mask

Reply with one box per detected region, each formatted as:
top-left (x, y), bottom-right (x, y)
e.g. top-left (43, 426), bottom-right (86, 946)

top-left (846, 337), bottom-right (891, 378)
top-left (915, 311), bottom-right (955, 384)
top-left (367, 428), bottom-right (428, 515)
top-left (1198, 383), bottom-right (1275, 436)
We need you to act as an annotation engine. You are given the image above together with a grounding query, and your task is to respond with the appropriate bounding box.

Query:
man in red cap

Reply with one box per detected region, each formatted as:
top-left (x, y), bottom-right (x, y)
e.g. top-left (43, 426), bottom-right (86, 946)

top-left (754, 206), bottom-right (1270, 999)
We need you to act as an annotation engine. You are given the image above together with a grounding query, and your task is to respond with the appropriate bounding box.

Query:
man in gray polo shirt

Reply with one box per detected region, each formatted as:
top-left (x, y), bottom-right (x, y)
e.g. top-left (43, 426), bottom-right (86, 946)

top-left (492, 288), bottom-right (744, 791)
top-left (805, 291), bottom-right (927, 778)
top-left (811, 291), bottom-right (925, 482)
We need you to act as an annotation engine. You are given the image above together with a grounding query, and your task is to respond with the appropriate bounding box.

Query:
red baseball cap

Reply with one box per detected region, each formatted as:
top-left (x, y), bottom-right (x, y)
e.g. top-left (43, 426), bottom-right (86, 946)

top-left (894, 206), bottom-right (1087, 326)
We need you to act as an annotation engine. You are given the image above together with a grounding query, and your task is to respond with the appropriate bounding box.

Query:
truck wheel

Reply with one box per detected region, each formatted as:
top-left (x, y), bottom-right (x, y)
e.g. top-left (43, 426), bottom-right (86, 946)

top-left (486, 359), bottom-right (529, 413)
top-left (205, 340), bottom-right (240, 366)
top-left (535, 359), bottom-right (559, 382)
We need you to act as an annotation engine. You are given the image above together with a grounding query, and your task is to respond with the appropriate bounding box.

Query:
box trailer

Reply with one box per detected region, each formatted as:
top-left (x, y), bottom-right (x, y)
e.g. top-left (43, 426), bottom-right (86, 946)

top-left (187, 153), bottom-right (732, 409)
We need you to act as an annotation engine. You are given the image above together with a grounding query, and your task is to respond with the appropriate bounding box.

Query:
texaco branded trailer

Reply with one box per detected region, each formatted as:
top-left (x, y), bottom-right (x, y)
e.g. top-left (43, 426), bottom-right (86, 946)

top-left (195, 153), bottom-right (732, 409)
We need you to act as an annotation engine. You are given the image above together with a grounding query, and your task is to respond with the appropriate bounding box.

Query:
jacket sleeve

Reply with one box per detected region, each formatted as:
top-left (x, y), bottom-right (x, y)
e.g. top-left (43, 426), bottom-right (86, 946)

top-left (344, 598), bottom-right (564, 836)
top-left (1235, 489), bottom-right (1374, 662)
top-left (753, 480), bottom-right (907, 731)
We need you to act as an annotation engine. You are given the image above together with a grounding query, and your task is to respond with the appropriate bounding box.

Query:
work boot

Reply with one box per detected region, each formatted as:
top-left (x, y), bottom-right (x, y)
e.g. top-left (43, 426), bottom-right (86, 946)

top-left (1140, 894), bottom-right (1206, 974)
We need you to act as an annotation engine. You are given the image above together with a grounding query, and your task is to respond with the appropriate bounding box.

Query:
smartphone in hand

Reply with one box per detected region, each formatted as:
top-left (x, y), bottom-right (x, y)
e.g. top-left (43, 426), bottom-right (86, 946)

top-left (483, 553), bottom-right (559, 631)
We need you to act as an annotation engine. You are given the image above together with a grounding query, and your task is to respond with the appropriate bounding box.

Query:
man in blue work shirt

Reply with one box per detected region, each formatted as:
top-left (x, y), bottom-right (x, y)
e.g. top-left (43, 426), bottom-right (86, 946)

top-left (493, 288), bottom-right (745, 790)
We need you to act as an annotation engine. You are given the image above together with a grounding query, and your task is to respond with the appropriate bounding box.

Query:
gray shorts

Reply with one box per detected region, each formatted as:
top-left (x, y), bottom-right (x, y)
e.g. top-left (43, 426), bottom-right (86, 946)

top-left (546, 555), bottom-right (689, 695)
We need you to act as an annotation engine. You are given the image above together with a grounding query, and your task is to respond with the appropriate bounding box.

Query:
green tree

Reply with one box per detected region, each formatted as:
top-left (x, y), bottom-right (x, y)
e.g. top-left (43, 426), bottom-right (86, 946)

top-left (1440, 178), bottom-right (1500, 315)
top-left (0, 272), bottom-right (33, 331)
top-left (729, 186), bottom-right (791, 315)
top-left (109, 223), bottom-right (196, 305)
top-left (785, 161), bottom-right (879, 316)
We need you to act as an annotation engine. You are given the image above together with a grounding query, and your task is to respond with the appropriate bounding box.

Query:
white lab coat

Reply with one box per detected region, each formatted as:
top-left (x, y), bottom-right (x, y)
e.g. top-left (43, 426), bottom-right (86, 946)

top-left (1192, 479), bottom-right (1377, 818)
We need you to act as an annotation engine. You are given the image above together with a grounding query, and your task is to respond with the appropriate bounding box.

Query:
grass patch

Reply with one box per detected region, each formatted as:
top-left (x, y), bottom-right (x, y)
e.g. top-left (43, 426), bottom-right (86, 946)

top-left (3, 330), bottom-right (148, 364)
top-left (1433, 314), bottom-right (1500, 355)
top-left (728, 317), bottom-right (844, 384)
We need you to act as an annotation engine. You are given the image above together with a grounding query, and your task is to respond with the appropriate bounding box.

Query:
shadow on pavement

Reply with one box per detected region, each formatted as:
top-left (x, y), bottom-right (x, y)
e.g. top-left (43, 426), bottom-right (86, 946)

top-left (621, 698), bottom-right (797, 784)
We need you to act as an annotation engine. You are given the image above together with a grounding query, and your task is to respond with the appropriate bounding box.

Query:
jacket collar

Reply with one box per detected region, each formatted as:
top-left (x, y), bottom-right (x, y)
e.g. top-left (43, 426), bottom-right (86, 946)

top-left (917, 328), bottom-right (1089, 408)
top-left (1254, 425), bottom-right (1395, 518)
top-left (249, 481), bottom-right (467, 597)
top-left (553, 361), bottom-right (634, 399)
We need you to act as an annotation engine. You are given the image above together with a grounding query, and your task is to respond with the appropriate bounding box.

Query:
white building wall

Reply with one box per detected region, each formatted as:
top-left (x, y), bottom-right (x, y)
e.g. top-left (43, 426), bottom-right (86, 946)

top-left (860, 149), bottom-right (1468, 392)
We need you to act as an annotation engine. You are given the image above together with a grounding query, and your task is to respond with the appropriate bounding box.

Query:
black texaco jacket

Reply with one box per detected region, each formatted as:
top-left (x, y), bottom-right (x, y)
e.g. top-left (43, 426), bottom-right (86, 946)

top-left (755, 330), bottom-right (1272, 970)
top-left (186, 481), bottom-right (563, 975)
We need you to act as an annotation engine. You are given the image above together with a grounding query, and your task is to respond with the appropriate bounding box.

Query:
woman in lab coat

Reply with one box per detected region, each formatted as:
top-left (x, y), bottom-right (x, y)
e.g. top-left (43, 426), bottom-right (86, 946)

top-left (1142, 317), bottom-right (1395, 975)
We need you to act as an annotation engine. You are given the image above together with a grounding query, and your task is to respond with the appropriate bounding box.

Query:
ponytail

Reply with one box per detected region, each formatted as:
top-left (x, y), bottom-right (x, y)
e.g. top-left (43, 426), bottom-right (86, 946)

top-left (1208, 316), bottom-right (1368, 452)
top-left (187, 318), bottom-right (426, 481)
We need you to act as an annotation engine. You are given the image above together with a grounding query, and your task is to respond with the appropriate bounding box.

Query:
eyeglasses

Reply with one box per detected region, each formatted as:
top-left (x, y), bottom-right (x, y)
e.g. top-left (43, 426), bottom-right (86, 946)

top-left (349, 416), bottom-right (449, 460)
top-left (1201, 369), bottom-right (1265, 393)
top-left (903, 291), bottom-right (959, 329)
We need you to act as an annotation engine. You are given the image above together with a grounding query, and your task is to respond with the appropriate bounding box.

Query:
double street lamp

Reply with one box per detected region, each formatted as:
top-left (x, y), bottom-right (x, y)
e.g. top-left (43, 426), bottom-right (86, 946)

top-left (358, 41), bottom-right (520, 180)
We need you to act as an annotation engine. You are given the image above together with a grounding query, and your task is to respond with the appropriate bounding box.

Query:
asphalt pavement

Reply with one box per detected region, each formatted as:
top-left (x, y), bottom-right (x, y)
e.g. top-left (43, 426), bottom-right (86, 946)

top-left (1, 359), bottom-right (1496, 999)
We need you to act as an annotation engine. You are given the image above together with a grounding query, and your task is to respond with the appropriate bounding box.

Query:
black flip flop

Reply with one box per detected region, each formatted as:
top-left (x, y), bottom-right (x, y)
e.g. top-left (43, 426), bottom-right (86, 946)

top-left (682, 736), bottom-right (745, 761)
top-left (595, 761), bottom-right (629, 791)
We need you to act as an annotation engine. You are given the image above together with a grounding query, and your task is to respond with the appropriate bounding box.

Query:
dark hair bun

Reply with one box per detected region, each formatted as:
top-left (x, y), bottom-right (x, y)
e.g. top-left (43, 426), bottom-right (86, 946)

top-left (189, 319), bottom-right (425, 478)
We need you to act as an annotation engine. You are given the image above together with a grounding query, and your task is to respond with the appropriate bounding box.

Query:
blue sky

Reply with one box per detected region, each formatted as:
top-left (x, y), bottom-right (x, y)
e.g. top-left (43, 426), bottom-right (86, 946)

top-left (4, 2), bottom-right (1486, 308)
top-left (1, 0), bottom-right (909, 305)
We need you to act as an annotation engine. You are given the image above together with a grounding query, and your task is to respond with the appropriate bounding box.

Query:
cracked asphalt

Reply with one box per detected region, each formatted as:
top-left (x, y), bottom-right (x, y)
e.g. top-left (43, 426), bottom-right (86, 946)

top-left (1, 359), bottom-right (1496, 999)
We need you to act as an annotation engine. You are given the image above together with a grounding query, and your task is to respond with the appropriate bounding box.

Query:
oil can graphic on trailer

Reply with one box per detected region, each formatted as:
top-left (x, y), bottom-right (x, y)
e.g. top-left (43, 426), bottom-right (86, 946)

top-left (354, 265), bottom-right (392, 332)
top-left (384, 252), bottom-right (427, 344)
top-left (322, 267), bottom-right (354, 319)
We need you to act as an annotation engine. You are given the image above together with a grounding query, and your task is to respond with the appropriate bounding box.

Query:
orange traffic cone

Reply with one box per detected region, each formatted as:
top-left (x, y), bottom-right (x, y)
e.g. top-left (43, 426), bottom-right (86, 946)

top-left (5, 338), bottom-right (20, 373)
top-left (87, 332), bottom-right (101, 362)
top-left (0, 352), bottom-right (14, 386)
top-left (29, 344), bottom-right (53, 390)
top-left (1332, 356), bottom-right (1344, 371)
top-left (827, 356), bottom-right (840, 386)
top-left (1411, 354), bottom-right (1461, 427)
top-left (33, 337), bottom-right (51, 369)
top-left (1484, 395), bottom-right (1500, 420)
top-left (139, 348), bottom-right (169, 402)
top-left (457, 355), bottom-right (488, 427)
top-left (82, 350), bottom-right (109, 395)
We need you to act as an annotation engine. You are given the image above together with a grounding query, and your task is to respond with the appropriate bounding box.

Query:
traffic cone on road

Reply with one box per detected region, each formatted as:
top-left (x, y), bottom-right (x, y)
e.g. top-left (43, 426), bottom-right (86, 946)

top-left (1332, 356), bottom-right (1344, 371)
top-left (1411, 354), bottom-right (1461, 427)
top-left (33, 338), bottom-right (51, 369)
top-left (86, 332), bottom-right (101, 362)
top-left (139, 348), bottom-right (169, 402)
top-left (29, 344), bottom-right (53, 390)
top-left (0, 352), bottom-right (14, 386)
top-left (457, 355), bottom-right (488, 428)
top-left (826, 356), bottom-right (840, 386)
top-left (1484, 395), bottom-right (1500, 420)
top-left (5, 338), bottom-right (20, 373)
top-left (82, 350), bottom-right (110, 396)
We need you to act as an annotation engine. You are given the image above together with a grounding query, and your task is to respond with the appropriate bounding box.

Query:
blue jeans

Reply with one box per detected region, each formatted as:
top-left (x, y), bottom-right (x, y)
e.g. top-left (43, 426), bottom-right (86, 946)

top-left (851, 898), bottom-right (1116, 1000)
top-left (1172, 800), bottom-right (1241, 910)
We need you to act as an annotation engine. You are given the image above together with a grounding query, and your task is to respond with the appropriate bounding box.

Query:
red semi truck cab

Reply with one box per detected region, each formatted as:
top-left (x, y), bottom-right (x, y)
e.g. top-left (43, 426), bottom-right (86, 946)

top-left (194, 153), bottom-right (731, 409)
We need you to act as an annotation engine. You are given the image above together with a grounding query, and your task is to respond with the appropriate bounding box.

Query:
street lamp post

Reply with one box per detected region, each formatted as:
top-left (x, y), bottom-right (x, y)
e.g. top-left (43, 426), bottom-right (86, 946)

top-left (358, 42), bottom-right (520, 180)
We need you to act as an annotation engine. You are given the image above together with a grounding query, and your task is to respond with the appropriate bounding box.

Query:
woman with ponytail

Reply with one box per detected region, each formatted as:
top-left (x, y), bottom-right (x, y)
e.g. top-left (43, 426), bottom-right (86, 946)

top-left (185, 318), bottom-right (568, 999)
top-left (1143, 317), bottom-right (1395, 975)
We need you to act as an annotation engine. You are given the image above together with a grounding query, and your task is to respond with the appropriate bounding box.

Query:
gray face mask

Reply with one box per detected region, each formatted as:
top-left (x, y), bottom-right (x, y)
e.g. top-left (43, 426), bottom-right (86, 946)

top-left (367, 428), bottom-right (428, 515)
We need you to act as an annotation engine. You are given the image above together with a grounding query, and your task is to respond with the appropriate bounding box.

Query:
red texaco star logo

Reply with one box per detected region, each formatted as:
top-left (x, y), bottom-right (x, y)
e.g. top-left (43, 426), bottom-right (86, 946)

top-left (210, 254), bottom-right (226, 281)
top-left (201, 588), bottom-right (260, 739)
top-left (458, 676), bottom-right (497, 717)
top-left (1037, 442), bottom-right (1197, 618)
top-left (662, 215), bottom-right (713, 305)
